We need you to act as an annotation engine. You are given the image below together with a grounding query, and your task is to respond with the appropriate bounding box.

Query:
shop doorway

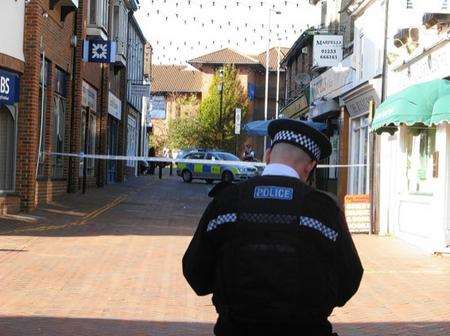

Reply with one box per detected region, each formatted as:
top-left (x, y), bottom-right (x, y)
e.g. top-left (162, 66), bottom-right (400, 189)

top-left (0, 105), bottom-right (16, 192)
top-left (107, 117), bottom-right (119, 183)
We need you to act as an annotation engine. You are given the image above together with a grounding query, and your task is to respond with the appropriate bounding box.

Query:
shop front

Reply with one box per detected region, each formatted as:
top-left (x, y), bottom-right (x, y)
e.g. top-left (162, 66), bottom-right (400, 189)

top-left (375, 77), bottom-right (450, 252)
top-left (309, 56), bottom-right (355, 198)
top-left (107, 91), bottom-right (122, 183)
top-left (0, 68), bottom-right (20, 213)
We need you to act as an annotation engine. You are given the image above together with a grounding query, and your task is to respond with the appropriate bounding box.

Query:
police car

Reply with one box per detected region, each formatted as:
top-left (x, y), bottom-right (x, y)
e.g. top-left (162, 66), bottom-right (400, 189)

top-left (176, 150), bottom-right (259, 183)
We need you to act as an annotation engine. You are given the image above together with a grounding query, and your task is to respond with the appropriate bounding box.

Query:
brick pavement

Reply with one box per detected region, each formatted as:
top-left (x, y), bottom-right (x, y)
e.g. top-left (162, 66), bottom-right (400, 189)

top-left (0, 176), bottom-right (449, 336)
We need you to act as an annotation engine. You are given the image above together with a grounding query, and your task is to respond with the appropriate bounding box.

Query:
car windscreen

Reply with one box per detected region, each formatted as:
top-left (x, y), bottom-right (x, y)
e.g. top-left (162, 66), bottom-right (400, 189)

top-left (215, 153), bottom-right (240, 161)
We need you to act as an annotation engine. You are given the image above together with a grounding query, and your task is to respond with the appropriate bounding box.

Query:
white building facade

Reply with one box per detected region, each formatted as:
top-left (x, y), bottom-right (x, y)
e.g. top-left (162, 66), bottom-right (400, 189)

top-left (376, 0), bottom-right (450, 252)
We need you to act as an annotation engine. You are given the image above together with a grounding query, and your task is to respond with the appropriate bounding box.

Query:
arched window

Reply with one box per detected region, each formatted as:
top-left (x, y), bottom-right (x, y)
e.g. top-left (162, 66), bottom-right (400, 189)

top-left (0, 106), bottom-right (16, 191)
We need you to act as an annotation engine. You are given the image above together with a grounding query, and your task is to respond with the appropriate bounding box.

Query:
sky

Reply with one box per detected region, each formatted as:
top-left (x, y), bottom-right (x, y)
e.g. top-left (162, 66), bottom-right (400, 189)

top-left (135, 0), bottom-right (321, 65)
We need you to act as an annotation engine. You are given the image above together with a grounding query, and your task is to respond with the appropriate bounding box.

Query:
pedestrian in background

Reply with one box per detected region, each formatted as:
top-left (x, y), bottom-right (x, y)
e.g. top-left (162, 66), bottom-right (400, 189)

top-left (242, 143), bottom-right (256, 161)
top-left (183, 119), bottom-right (363, 336)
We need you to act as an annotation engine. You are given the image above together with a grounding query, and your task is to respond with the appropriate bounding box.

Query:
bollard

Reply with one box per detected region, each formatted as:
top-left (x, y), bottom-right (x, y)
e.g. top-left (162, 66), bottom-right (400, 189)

top-left (170, 163), bottom-right (173, 176)
top-left (159, 164), bottom-right (162, 179)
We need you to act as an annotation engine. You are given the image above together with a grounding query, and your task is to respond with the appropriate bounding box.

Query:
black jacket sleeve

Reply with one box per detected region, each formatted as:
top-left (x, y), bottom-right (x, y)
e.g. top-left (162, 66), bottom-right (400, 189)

top-left (334, 208), bottom-right (364, 306)
top-left (182, 200), bottom-right (217, 296)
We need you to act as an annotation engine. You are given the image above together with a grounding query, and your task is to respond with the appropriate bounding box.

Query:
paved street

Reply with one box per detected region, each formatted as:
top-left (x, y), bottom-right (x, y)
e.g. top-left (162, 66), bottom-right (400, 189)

top-left (0, 176), bottom-right (449, 336)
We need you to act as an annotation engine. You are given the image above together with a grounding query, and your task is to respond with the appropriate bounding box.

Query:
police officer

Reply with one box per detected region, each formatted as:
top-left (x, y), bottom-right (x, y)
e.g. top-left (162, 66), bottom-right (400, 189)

top-left (183, 119), bottom-right (363, 336)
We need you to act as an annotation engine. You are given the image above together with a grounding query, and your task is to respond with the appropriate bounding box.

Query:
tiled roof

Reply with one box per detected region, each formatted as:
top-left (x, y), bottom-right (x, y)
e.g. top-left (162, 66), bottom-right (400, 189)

top-left (257, 47), bottom-right (291, 71)
top-left (189, 48), bottom-right (259, 65)
top-left (152, 65), bottom-right (202, 93)
top-left (189, 47), bottom-right (290, 71)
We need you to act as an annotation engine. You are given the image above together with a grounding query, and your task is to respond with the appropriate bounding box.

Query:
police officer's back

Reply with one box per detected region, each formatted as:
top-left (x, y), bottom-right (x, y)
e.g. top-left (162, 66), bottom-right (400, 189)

top-left (183, 119), bottom-right (363, 336)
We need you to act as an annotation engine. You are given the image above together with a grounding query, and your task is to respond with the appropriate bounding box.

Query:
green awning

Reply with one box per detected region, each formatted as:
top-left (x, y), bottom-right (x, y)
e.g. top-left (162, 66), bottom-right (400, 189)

top-left (430, 94), bottom-right (450, 125)
top-left (371, 79), bottom-right (450, 134)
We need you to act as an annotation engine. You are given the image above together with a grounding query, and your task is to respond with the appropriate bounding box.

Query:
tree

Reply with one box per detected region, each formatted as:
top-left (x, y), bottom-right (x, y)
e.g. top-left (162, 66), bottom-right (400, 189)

top-left (197, 65), bottom-right (248, 151)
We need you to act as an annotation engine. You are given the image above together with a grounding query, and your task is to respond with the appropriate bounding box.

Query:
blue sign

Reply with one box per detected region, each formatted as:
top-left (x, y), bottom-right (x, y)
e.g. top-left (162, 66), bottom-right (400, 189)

top-left (0, 69), bottom-right (20, 105)
top-left (83, 39), bottom-right (116, 63)
top-left (248, 83), bottom-right (255, 101)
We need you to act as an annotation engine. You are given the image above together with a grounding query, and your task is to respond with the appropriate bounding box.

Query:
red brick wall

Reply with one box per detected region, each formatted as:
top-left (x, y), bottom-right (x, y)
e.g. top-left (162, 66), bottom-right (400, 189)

top-left (0, 196), bottom-right (21, 215)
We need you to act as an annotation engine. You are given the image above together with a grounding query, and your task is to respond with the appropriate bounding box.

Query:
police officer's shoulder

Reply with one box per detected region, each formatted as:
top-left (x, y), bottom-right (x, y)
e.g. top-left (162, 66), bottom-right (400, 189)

top-left (306, 188), bottom-right (340, 210)
top-left (208, 181), bottom-right (235, 198)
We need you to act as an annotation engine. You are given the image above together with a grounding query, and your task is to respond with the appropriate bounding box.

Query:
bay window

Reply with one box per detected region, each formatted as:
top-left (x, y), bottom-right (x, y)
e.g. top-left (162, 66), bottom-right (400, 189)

top-left (88, 0), bottom-right (109, 34)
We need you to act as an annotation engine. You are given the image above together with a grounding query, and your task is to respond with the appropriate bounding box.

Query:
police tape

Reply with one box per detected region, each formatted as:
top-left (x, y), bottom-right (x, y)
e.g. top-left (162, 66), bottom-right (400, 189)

top-left (46, 152), bottom-right (368, 168)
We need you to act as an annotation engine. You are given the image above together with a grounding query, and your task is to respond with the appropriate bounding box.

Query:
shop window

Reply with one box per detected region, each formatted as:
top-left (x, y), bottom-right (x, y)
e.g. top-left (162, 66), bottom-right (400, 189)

top-left (405, 127), bottom-right (436, 195)
top-left (126, 115), bottom-right (137, 167)
top-left (349, 115), bottom-right (369, 195)
top-left (88, 0), bottom-right (109, 32)
top-left (0, 106), bottom-right (15, 192)
top-left (52, 95), bottom-right (66, 178)
top-left (37, 58), bottom-right (50, 178)
top-left (80, 108), bottom-right (97, 177)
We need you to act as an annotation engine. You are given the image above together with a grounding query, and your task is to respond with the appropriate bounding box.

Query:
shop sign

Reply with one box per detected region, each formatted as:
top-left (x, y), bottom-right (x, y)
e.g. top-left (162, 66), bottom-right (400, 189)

top-left (402, 42), bottom-right (450, 87)
top-left (344, 194), bottom-right (371, 233)
top-left (313, 35), bottom-right (343, 68)
top-left (82, 81), bottom-right (97, 112)
top-left (83, 39), bottom-right (117, 63)
top-left (0, 69), bottom-right (20, 105)
top-left (108, 91), bottom-right (122, 120)
top-left (130, 83), bottom-right (151, 98)
top-left (310, 56), bottom-right (354, 102)
top-left (235, 108), bottom-right (241, 135)
top-left (345, 89), bottom-right (380, 118)
top-left (148, 95), bottom-right (166, 119)
top-left (281, 94), bottom-right (308, 118)
top-left (421, 0), bottom-right (450, 13)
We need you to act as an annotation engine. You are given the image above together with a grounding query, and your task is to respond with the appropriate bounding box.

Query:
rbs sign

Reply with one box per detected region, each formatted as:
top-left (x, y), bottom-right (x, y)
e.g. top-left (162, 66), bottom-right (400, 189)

top-left (0, 70), bottom-right (19, 105)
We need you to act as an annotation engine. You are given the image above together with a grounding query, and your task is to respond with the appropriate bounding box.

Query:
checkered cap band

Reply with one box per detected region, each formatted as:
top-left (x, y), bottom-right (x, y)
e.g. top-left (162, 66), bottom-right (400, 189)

top-left (273, 130), bottom-right (321, 161)
top-left (207, 213), bottom-right (237, 232)
top-left (299, 216), bottom-right (338, 242)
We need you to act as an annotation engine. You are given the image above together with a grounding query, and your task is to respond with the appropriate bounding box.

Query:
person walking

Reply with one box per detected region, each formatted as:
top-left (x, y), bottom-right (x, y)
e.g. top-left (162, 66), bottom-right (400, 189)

top-left (183, 119), bottom-right (363, 336)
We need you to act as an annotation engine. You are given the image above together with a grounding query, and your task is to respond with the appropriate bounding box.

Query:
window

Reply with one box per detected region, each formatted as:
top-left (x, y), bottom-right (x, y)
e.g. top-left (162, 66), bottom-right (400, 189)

top-left (349, 115), bottom-right (369, 195)
top-left (328, 133), bottom-right (339, 179)
top-left (80, 108), bottom-right (97, 177)
top-left (186, 153), bottom-right (205, 160)
top-left (52, 96), bottom-right (66, 178)
top-left (405, 128), bottom-right (436, 194)
top-left (37, 58), bottom-right (50, 177)
top-left (0, 106), bottom-right (15, 191)
top-left (126, 115), bottom-right (137, 167)
top-left (113, 1), bottom-right (128, 58)
top-left (52, 68), bottom-right (67, 178)
top-left (88, 0), bottom-right (109, 31)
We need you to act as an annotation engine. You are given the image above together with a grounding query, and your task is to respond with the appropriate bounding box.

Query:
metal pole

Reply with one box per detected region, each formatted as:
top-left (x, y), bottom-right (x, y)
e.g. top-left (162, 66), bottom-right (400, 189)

top-left (263, 9), bottom-right (272, 154)
top-left (219, 72), bottom-right (224, 148)
top-left (275, 43), bottom-right (281, 119)
top-left (36, 43), bottom-right (45, 180)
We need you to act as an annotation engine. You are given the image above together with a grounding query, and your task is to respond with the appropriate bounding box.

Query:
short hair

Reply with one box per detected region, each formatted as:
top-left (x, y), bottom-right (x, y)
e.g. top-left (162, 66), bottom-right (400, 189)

top-left (270, 142), bottom-right (313, 165)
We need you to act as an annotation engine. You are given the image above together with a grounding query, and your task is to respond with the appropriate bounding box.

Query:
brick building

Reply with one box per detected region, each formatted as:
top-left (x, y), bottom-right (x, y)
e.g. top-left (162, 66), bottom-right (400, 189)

top-left (0, 0), bottom-right (147, 214)
top-left (148, 48), bottom-right (287, 159)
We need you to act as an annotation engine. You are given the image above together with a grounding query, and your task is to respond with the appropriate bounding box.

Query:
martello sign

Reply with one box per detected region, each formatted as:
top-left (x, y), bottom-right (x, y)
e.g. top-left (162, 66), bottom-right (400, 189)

top-left (313, 35), bottom-right (343, 68)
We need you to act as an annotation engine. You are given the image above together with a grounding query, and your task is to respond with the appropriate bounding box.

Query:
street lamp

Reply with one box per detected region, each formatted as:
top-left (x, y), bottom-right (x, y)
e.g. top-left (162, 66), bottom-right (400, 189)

top-left (264, 8), bottom-right (282, 153)
top-left (275, 37), bottom-right (282, 120)
top-left (218, 68), bottom-right (224, 147)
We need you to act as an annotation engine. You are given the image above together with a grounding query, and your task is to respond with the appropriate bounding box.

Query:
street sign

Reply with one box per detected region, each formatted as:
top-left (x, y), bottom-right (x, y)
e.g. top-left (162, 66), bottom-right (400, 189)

top-left (130, 83), bottom-right (151, 97)
top-left (83, 39), bottom-right (116, 63)
top-left (235, 108), bottom-right (242, 135)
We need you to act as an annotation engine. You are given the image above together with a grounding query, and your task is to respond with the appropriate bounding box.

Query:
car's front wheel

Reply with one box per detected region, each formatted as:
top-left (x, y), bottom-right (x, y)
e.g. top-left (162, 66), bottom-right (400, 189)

top-left (221, 171), bottom-right (234, 183)
top-left (182, 170), bottom-right (193, 183)
top-left (205, 179), bottom-right (214, 184)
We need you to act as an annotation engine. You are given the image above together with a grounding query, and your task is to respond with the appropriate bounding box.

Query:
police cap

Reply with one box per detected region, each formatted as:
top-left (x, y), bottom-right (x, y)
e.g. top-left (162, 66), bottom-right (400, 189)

top-left (268, 119), bottom-right (332, 161)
